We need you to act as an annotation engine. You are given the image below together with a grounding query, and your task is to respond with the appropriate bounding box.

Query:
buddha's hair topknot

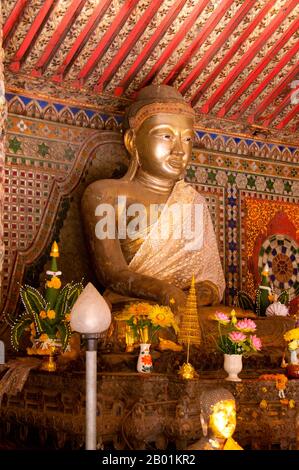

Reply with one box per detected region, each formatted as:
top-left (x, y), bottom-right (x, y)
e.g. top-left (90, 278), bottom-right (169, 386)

top-left (122, 84), bottom-right (194, 132)
top-left (200, 388), bottom-right (235, 421)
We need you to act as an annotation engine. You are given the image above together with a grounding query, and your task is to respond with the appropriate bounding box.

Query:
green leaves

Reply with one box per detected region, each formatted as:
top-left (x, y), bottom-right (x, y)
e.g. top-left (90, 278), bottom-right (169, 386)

top-left (20, 285), bottom-right (44, 334)
top-left (12, 281), bottom-right (83, 351)
top-left (237, 291), bottom-right (255, 311)
top-left (11, 317), bottom-right (32, 351)
top-left (278, 290), bottom-right (289, 305)
top-left (57, 322), bottom-right (71, 351)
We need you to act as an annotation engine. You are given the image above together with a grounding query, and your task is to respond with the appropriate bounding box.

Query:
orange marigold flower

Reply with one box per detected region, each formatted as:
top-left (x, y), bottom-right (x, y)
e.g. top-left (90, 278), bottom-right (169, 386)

top-left (46, 276), bottom-right (61, 289)
top-left (51, 276), bottom-right (61, 289)
top-left (39, 310), bottom-right (47, 319)
top-left (65, 313), bottom-right (71, 322)
top-left (47, 309), bottom-right (56, 319)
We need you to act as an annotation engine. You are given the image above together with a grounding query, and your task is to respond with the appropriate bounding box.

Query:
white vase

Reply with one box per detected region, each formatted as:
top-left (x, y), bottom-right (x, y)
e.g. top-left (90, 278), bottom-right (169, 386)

top-left (137, 343), bottom-right (153, 373)
top-left (224, 354), bottom-right (242, 382)
top-left (290, 349), bottom-right (299, 365)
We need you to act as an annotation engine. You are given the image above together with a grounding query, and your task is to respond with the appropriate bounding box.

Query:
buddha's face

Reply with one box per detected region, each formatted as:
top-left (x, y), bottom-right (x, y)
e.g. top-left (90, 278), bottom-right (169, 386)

top-left (134, 113), bottom-right (194, 180)
top-left (208, 399), bottom-right (236, 439)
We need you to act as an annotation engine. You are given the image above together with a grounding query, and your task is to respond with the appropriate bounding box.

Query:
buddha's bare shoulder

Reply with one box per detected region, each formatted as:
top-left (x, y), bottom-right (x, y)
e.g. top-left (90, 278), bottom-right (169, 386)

top-left (82, 179), bottom-right (131, 204)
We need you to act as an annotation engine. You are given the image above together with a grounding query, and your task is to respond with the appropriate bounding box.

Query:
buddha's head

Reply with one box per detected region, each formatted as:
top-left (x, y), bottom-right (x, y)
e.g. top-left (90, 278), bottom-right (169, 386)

top-left (200, 388), bottom-right (236, 440)
top-left (123, 85), bottom-right (195, 181)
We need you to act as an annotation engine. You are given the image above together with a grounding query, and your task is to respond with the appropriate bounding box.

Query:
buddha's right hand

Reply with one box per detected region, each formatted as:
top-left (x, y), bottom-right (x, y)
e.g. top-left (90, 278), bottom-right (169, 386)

top-left (157, 282), bottom-right (186, 315)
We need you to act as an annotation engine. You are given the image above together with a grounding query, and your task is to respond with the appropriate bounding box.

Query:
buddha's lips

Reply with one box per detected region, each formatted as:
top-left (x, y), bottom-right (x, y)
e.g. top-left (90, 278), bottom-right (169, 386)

top-left (168, 159), bottom-right (184, 169)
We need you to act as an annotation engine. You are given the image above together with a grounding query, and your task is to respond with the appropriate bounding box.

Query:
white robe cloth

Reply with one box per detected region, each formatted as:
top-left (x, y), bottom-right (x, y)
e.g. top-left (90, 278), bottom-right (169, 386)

top-left (129, 180), bottom-right (225, 299)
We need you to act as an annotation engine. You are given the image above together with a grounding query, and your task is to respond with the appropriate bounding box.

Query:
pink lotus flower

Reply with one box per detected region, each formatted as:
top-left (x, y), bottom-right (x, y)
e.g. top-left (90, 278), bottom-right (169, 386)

top-left (250, 334), bottom-right (262, 351)
top-left (229, 331), bottom-right (246, 343)
top-left (214, 311), bottom-right (230, 324)
top-left (235, 319), bottom-right (257, 332)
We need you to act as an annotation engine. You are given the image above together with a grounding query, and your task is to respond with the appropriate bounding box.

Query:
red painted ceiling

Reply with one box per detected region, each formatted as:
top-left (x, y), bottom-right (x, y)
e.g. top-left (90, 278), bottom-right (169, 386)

top-left (2, 0), bottom-right (299, 138)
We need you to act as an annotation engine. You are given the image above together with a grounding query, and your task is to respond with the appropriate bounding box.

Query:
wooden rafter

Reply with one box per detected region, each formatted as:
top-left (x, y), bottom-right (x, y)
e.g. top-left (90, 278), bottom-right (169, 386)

top-left (114, 0), bottom-right (188, 97)
top-left (190, 0), bottom-right (276, 108)
top-left (73, 0), bottom-right (139, 88)
top-left (9, 0), bottom-right (57, 72)
top-left (200, 0), bottom-right (298, 114)
top-left (3, 0), bottom-right (28, 47)
top-left (276, 102), bottom-right (299, 129)
top-left (178, 0), bottom-right (256, 96)
top-left (136, 0), bottom-right (210, 91)
top-left (163, 0), bottom-right (235, 87)
top-left (233, 41), bottom-right (299, 120)
top-left (263, 82), bottom-right (299, 127)
top-left (94, 0), bottom-right (164, 93)
top-left (218, 17), bottom-right (299, 118)
top-left (31, 0), bottom-right (86, 77)
top-left (52, 0), bottom-right (112, 82)
top-left (247, 60), bottom-right (299, 123)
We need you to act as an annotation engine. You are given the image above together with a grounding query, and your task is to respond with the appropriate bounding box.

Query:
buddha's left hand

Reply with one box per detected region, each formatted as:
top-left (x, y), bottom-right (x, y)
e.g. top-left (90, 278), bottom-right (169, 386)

top-left (195, 281), bottom-right (219, 306)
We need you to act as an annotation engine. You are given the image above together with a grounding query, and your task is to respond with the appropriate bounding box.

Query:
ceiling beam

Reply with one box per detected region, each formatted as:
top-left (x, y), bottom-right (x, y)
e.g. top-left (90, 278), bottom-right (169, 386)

top-left (276, 103), bottom-right (299, 129)
top-left (52, 0), bottom-right (112, 82)
top-left (178, 0), bottom-right (256, 96)
top-left (136, 0), bottom-right (210, 91)
top-left (190, 0), bottom-right (276, 108)
top-left (73, 0), bottom-right (139, 88)
top-left (31, 0), bottom-right (86, 77)
top-left (114, 0), bottom-right (188, 97)
top-left (232, 40), bottom-right (299, 120)
top-left (200, 0), bottom-right (298, 114)
top-left (94, 0), bottom-right (164, 93)
top-left (163, 0), bottom-right (235, 87)
top-left (263, 82), bottom-right (299, 127)
top-left (247, 60), bottom-right (299, 123)
top-left (9, 0), bottom-right (57, 72)
top-left (3, 0), bottom-right (29, 47)
top-left (217, 17), bottom-right (299, 118)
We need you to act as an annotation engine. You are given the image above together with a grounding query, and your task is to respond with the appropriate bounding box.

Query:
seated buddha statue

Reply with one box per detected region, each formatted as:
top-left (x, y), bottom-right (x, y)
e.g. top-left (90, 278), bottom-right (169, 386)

top-left (187, 388), bottom-right (243, 450)
top-left (81, 84), bottom-right (225, 321)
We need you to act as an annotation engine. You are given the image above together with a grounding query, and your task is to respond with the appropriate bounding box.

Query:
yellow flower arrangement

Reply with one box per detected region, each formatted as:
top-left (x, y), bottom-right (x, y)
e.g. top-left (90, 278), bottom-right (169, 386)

top-left (115, 302), bottom-right (179, 345)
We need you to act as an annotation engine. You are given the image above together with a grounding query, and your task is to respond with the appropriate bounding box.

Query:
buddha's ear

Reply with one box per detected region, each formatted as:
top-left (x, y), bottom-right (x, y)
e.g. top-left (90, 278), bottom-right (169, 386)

top-left (124, 129), bottom-right (135, 156)
top-left (200, 413), bottom-right (208, 437)
top-left (123, 128), bottom-right (139, 181)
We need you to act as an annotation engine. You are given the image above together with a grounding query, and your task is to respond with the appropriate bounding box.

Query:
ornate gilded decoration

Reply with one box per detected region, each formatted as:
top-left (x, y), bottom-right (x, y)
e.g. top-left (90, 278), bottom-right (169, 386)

top-left (129, 102), bottom-right (195, 131)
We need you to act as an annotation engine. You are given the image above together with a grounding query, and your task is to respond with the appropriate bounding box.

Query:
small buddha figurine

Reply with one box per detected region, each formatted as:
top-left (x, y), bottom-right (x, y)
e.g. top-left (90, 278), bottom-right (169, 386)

top-left (187, 388), bottom-right (243, 450)
top-left (82, 85), bottom-right (225, 320)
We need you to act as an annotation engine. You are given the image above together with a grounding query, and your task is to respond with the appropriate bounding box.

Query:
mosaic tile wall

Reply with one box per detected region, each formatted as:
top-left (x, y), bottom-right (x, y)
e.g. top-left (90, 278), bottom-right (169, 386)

top-left (1, 91), bottom-right (299, 325)
top-left (0, 4), bottom-right (6, 303)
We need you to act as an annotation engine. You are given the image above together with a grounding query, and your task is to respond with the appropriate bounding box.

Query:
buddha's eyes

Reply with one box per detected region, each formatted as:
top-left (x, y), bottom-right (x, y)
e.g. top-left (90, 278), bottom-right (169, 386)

top-left (154, 132), bottom-right (193, 143)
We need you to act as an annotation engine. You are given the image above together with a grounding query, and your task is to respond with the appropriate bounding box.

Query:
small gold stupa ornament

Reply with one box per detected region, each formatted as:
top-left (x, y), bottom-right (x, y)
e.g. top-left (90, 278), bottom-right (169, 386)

top-left (178, 275), bottom-right (201, 345)
top-left (177, 275), bottom-right (200, 379)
